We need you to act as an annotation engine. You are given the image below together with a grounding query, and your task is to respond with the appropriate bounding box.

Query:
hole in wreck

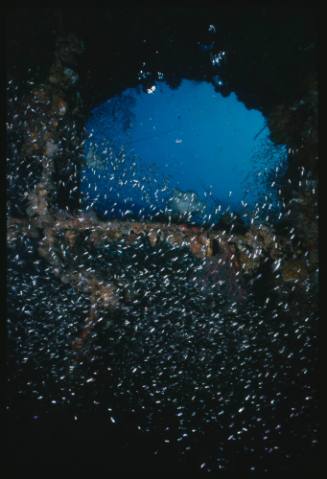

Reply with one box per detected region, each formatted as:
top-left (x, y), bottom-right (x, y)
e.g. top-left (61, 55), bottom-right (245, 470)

top-left (81, 79), bottom-right (287, 225)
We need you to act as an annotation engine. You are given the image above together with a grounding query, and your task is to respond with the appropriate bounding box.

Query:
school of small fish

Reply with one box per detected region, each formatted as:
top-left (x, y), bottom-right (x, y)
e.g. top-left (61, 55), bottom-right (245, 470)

top-left (6, 77), bottom-right (318, 472)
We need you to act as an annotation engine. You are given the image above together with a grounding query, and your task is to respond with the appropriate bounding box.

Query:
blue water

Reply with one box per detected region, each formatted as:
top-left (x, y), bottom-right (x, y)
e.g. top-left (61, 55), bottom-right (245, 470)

top-left (82, 80), bottom-right (286, 222)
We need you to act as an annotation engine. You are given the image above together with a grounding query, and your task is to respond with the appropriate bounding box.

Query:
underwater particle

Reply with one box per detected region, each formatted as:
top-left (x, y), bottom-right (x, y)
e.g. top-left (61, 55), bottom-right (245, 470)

top-left (146, 85), bottom-right (156, 94)
top-left (210, 50), bottom-right (226, 67)
top-left (212, 75), bottom-right (224, 88)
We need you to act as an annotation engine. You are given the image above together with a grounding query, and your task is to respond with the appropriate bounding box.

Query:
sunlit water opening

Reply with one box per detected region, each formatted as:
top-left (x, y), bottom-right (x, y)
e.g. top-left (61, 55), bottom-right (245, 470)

top-left (82, 80), bottom-right (287, 224)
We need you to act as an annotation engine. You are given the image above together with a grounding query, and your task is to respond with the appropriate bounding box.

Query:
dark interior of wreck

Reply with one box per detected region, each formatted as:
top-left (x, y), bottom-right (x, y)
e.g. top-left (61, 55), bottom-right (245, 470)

top-left (5, 6), bottom-right (319, 472)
